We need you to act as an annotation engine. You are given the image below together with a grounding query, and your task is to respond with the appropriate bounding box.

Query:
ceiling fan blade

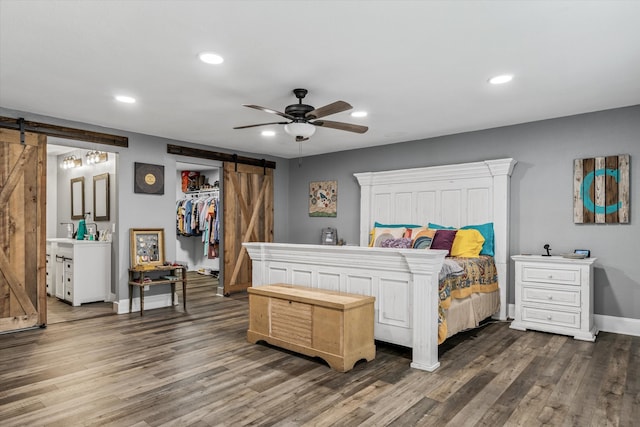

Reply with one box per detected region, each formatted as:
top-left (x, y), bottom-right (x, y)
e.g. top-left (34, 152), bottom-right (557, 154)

top-left (243, 104), bottom-right (294, 120)
top-left (312, 120), bottom-right (368, 134)
top-left (233, 121), bottom-right (289, 129)
top-left (305, 101), bottom-right (352, 119)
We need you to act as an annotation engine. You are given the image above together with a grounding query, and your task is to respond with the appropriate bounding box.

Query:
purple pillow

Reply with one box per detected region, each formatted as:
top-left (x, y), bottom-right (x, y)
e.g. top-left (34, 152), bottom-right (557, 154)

top-left (430, 229), bottom-right (458, 256)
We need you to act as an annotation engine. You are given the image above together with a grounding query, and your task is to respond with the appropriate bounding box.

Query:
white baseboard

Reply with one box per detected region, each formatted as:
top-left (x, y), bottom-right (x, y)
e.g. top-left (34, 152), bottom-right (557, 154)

top-left (114, 292), bottom-right (179, 315)
top-left (595, 314), bottom-right (640, 337)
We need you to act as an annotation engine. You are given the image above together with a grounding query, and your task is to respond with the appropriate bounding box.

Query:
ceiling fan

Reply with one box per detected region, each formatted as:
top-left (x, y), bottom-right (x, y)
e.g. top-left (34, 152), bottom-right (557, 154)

top-left (233, 88), bottom-right (368, 142)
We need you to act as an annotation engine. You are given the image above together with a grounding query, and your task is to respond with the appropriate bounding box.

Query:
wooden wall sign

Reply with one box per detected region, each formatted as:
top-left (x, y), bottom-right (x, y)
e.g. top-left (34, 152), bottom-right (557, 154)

top-left (574, 154), bottom-right (629, 223)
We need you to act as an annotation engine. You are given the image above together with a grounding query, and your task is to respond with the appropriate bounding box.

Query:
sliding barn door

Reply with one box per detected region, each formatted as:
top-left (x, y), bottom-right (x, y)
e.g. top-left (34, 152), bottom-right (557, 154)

top-left (223, 162), bottom-right (273, 295)
top-left (0, 129), bottom-right (47, 332)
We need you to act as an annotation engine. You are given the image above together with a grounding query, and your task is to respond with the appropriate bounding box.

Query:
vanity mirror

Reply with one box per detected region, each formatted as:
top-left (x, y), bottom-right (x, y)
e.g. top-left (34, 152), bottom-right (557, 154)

top-left (70, 177), bottom-right (85, 220)
top-left (93, 173), bottom-right (110, 221)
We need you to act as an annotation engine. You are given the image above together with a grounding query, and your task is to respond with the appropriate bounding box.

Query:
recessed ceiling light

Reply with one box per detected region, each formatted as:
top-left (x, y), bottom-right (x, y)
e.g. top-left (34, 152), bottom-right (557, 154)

top-left (488, 74), bottom-right (513, 85)
top-left (351, 111), bottom-right (368, 118)
top-left (199, 52), bottom-right (224, 65)
top-left (261, 130), bottom-right (276, 137)
top-left (115, 95), bottom-right (136, 103)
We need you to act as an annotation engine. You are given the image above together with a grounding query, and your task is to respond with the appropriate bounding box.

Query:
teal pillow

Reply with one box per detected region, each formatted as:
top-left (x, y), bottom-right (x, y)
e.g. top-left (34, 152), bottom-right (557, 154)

top-left (461, 223), bottom-right (495, 256)
top-left (375, 222), bottom-right (421, 228)
top-left (427, 222), bottom-right (456, 230)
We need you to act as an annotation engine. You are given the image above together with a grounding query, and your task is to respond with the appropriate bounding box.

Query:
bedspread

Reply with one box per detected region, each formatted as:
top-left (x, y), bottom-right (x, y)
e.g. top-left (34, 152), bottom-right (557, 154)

top-left (438, 255), bottom-right (499, 343)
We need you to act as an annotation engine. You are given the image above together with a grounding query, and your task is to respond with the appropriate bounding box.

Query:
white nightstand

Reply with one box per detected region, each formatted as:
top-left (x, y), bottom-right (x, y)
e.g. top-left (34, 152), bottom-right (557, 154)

top-left (510, 255), bottom-right (597, 341)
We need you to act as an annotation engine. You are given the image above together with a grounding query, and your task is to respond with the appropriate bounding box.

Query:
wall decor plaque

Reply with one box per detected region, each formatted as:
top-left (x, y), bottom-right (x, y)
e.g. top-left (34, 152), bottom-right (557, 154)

top-left (134, 162), bottom-right (164, 195)
top-left (573, 154), bottom-right (629, 223)
top-left (309, 180), bottom-right (337, 217)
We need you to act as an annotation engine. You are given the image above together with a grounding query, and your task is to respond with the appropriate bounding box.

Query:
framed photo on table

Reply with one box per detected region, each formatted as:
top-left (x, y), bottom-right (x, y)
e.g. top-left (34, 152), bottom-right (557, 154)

top-left (130, 228), bottom-right (165, 268)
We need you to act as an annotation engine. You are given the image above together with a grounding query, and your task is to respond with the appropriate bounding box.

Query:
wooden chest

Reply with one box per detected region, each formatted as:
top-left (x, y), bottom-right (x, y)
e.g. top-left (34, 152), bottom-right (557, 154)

top-left (247, 284), bottom-right (376, 372)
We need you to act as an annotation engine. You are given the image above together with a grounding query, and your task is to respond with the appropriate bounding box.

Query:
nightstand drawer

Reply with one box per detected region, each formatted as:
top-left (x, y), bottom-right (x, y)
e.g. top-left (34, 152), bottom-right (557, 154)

top-left (522, 285), bottom-right (580, 308)
top-left (522, 306), bottom-right (580, 329)
top-left (521, 265), bottom-right (581, 286)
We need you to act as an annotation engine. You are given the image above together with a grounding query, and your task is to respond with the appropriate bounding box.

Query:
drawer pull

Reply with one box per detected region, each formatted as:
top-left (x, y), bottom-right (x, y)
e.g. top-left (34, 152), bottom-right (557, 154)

top-left (548, 295), bottom-right (553, 300)
top-left (547, 315), bottom-right (552, 320)
top-left (547, 275), bottom-right (553, 279)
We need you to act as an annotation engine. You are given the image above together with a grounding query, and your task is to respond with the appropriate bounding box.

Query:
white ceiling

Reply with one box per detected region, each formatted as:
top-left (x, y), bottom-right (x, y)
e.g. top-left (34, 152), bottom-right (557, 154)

top-left (1, 1), bottom-right (639, 159)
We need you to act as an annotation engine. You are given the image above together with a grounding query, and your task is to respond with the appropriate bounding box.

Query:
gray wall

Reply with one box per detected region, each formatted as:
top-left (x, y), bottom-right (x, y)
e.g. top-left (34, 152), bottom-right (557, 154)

top-left (289, 105), bottom-right (640, 320)
top-left (1, 107), bottom-right (290, 303)
top-left (3, 105), bottom-right (637, 320)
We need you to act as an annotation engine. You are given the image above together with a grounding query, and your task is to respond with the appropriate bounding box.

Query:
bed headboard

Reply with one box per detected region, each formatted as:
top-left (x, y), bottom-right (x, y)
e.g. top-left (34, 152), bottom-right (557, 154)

top-left (354, 158), bottom-right (517, 320)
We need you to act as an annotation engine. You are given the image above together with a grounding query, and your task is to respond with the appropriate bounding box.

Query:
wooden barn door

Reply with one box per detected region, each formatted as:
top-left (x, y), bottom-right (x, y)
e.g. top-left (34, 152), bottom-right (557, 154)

top-left (223, 162), bottom-right (273, 295)
top-left (0, 129), bottom-right (47, 332)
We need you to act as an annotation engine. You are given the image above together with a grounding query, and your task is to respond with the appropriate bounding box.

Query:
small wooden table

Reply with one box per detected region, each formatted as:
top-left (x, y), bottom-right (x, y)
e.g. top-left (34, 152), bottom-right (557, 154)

top-left (247, 284), bottom-right (376, 372)
top-left (128, 265), bottom-right (187, 316)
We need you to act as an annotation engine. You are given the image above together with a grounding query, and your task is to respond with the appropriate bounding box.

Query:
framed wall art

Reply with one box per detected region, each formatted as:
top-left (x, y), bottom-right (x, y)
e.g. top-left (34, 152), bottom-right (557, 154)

top-left (134, 162), bottom-right (165, 195)
top-left (573, 154), bottom-right (629, 223)
top-left (130, 228), bottom-right (165, 268)
top-left (309, 180), bottom-right (337, 217)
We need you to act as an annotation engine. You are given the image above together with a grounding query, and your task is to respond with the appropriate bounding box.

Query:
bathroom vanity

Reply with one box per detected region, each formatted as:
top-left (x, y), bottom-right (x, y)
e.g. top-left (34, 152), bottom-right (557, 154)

top-left (46, 238), bottom-right (111, 306)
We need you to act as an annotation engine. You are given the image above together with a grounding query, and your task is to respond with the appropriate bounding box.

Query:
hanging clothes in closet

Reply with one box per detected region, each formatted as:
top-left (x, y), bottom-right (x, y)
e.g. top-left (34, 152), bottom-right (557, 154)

top-left (176, 191), bottom-right (219, 258)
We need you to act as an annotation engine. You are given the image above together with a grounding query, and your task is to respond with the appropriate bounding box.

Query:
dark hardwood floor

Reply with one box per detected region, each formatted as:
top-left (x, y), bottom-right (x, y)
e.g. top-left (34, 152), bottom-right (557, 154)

top-left (0, 275), bottom-right (637, 426)
top-left (46, 296), bottom-right (114, 325)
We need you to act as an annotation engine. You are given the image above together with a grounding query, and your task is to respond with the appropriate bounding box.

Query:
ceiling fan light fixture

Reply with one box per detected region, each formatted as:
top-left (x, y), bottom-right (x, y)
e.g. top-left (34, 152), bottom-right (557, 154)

top-left (261, 130), bottom-right (276, 137)
top-left (284, 122), bottom-right (316, 139)
top-left (199, 52), bottom-right (224, 65)
top-left (351, 111), bottom-right (368, 118)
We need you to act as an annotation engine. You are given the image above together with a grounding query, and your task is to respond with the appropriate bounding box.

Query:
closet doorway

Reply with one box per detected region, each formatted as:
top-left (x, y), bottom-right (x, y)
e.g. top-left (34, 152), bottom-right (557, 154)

top-left (175, 161), bottom-right (222, 295)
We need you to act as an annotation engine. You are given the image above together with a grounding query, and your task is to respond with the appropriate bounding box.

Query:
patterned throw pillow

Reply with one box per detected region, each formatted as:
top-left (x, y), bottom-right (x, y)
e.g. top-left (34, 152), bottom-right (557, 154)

top-left (380, 238), bottom-right (413, 248)
top-left (370, 227), bottom-right (407, 247)
top-left (411, 228), bottom-right (436, 249)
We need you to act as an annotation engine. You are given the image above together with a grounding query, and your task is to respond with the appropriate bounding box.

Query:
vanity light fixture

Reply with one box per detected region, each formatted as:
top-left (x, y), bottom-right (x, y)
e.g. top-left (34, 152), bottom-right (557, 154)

top-left (86, 150), bottom-right (108, 165)
top-left (488, 74), bottom-right (513, 85)
top-left (62, 155), bottom-right (82, 169)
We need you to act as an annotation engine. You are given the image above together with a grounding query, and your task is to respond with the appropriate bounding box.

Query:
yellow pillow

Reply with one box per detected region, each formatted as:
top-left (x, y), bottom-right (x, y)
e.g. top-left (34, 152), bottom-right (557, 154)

top-left (450, 229), bottom-right (485, 257)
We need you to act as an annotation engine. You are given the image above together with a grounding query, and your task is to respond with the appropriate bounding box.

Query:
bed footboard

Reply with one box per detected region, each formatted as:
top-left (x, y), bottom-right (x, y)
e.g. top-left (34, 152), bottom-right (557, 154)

top-left (244, 242), bottom-right (447, 371)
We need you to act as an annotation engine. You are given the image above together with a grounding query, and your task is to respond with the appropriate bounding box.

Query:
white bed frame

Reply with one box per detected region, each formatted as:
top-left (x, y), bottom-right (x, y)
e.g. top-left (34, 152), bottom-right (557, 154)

top-left (244, 158), bottom-right (516, 371)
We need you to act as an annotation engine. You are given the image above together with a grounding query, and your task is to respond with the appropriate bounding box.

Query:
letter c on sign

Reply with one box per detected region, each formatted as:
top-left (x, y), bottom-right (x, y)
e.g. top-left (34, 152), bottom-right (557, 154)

top-left (580, 168), bottom-right (622, 215)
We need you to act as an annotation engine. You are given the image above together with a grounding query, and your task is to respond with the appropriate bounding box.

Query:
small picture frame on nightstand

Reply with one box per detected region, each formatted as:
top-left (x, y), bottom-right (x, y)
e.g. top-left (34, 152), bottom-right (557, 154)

top-left (574, 249), bottom-right (590, 258)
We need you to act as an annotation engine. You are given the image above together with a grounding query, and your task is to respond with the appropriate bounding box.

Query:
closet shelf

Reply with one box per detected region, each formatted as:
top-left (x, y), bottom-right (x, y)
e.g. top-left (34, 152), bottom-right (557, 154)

top-left (184, 189), bottom-right (219, 195)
